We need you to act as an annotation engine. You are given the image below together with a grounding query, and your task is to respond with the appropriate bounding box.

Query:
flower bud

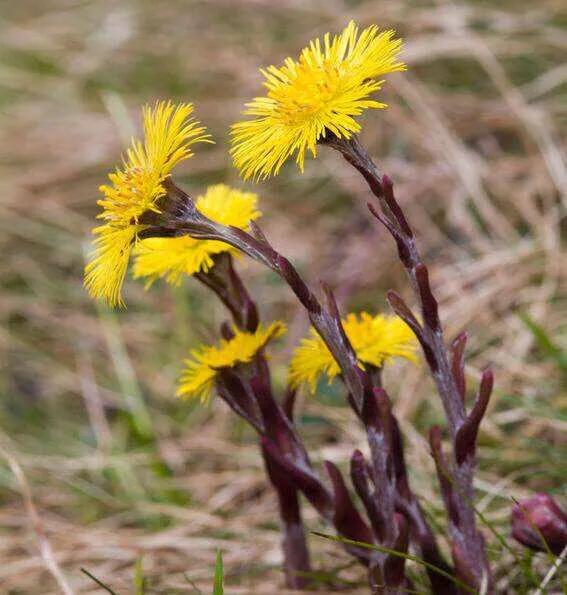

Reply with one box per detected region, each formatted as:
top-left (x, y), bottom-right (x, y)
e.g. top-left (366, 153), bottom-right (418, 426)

top-left (511, 493), bottom-right (567, 555)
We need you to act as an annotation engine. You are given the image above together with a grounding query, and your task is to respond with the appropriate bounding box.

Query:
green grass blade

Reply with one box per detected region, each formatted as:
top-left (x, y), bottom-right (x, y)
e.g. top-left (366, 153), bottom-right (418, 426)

top-left (311, 531), bottom-right (476, 593)
top-left (518, 312), bottom-right (567, 372)
top-left (510, 497), bottom-right (560, 566)
top-left (475, 501), bottom-right (539, 590)
top-left (213, 549), bottom-right (224, 595)
top-left (134, 557), bottom-right (145, 594)
top-left (184, 573), bottom-right (203, 593)
top-left (80, 568), bottom-right (118, 595)
top-left (96, 305), bottom-right (154, 439)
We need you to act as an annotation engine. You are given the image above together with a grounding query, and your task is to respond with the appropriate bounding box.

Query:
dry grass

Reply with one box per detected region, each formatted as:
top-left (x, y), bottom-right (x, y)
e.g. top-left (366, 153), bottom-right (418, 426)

top-left (0, 0), bottom-right (565, 592)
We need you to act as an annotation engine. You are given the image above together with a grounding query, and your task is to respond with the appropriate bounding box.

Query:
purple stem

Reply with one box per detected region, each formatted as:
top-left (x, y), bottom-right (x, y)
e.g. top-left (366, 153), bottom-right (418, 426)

top-left (195, 252), bottom-right (259, 332)
top-left (142, 177), bottom-right (451, 591)
top-left (191, 253), bottom-right (311, 588)
top-left (192, 251), bottom-right (379, 576)
top-left (329, 136), bottom-right (492, 589)
top-left (261, 443), bottom-right (312, 589)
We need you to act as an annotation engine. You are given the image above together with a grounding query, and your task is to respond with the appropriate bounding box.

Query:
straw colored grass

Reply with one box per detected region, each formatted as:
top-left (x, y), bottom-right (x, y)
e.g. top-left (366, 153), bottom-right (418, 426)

top-left (0, 0), bottom-right (565, 592)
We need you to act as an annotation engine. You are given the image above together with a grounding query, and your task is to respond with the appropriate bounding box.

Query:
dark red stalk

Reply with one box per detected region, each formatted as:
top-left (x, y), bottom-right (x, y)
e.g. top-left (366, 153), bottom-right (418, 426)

top-left (325, 461), bottom-right (375, 554)
top-left (195, 252), bottom-right (259, 332)
top-left (142, 178), bottom-right (451, 592)
top-left (328, 136), bottom-right (492, 590)
top-left (190, 253), bottom-right (311, 588)
top-left (261, 444), bottom-right (312, 589)
top-left (191, 251), bottom-right (379, 576)
top-left (390, 419), bottom-right (457, 593)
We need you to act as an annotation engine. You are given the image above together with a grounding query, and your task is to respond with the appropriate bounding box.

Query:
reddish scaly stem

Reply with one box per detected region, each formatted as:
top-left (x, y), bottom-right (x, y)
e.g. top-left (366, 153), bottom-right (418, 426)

top-left (192, 251), bottom-right (377, 573)
top-left (142, 178), bottom-right (452, 592)
top-left (195, 252), bottom-right (259, 332)
top-left (261, 445), bottom-right (312, 589)
top-left (190, 253), bottom-right (311, 588)
top-left (328, 136), bottom-right (492, 590)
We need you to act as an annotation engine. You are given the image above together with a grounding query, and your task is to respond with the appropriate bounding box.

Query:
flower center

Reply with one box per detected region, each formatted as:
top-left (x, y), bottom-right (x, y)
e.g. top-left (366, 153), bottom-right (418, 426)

top-left (273, 60), bottom-right (343, 126)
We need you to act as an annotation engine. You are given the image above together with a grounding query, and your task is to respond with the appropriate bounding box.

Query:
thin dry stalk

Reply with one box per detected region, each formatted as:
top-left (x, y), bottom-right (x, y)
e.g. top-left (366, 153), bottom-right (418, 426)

top-left (0, 445), bottom-right (75, 595)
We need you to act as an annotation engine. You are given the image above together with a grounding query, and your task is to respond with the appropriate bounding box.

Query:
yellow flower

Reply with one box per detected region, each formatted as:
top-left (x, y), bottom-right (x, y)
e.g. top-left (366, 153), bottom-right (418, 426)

top-left (132, 184), bottom-right (261, 286)
top-left (231, 21), bottom-right (405, 180)
top-left (177, 322), bottom-right (286, 402)
top-left (84, 101), bottom-right (211, 307)
top-left (289, 312), bottom-right (417, 392)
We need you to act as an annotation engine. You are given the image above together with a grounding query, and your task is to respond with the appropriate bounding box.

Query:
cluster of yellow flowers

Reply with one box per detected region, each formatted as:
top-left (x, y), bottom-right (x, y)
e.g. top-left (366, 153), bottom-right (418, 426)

top-left (85, 21), bottom-right (413, 399)
top-left (133, 184), bottom-right (261, 287)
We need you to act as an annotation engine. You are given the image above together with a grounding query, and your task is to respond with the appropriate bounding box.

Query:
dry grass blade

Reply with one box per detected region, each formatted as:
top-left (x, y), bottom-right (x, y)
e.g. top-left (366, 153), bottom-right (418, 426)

top-left (0, 445), bottom-right (75, 595)
top-left (534, 545), bottom-right (567, 595)
top-left (80, 567), bottom-right (118, 595)
top-left (0, 0), bottom-right (565, 591)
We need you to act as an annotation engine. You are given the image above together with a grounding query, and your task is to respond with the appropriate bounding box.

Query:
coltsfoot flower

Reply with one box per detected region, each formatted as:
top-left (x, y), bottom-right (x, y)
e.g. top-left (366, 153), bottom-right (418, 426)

top-left (133, 184), bottom-right (261, 287)
top-left (231, 21), bottom-right (405, 180)
top-left (178, 322), bottom-right (286, 402)
top-left (289, 312), bottom-right (417, 392)
top-left (84, 101), bottom-right (210, 307)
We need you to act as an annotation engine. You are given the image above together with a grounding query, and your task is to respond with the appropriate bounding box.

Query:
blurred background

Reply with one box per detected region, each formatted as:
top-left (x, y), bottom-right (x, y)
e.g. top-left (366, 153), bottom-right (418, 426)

top-left (0, 0), bottom-right (565, 592)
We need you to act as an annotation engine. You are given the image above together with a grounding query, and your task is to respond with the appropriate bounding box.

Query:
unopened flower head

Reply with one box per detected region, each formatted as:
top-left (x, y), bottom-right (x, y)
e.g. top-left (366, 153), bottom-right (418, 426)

top-left (84, 101), bottom-right (211, 307)
top-left (511, 493), bottom-right (567, 555)
top-left (289, 312), bottom-right (417, 392)
top-left (178, 322), bottom-right (286, 402)
top-left (133, 184), bottom-right (260, 287)
top-left (231, 21), bottom-right (405, 180)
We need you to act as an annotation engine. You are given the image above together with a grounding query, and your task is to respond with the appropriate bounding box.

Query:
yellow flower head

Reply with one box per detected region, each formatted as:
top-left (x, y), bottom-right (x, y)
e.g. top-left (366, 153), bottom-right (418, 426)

top-left (132, 184), bottom-right (261, 287)
top-left (231, 21), bottom-right (405, 180)
top-left (289, 312), bottom-right (417, 393)
top-left (84, 101), bottom-right (211, 307)
top-left (177, 322), bottom-right (286, 402)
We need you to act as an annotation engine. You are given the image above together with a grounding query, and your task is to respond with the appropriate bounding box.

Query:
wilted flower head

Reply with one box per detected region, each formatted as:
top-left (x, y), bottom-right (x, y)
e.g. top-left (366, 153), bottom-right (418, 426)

top-left (84, 101), bottom-right (211, 307)
top-left (511, 493), bottom-right (567, 555)
top-left (231, 21), bottom-right (405, 180)
top-left (178, 322), bottom-right (286, 402)
top-left (133, 184), bottom-right (260, 287)
top-left (289, 312), bottom-right (417, 392)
